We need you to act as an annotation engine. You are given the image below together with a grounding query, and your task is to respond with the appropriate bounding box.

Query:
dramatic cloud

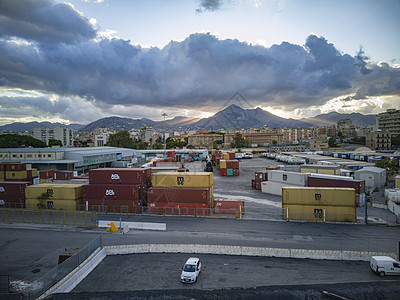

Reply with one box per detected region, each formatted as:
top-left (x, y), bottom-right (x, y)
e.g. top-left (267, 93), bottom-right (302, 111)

top-left (0, 0), bottom-right (399, 124)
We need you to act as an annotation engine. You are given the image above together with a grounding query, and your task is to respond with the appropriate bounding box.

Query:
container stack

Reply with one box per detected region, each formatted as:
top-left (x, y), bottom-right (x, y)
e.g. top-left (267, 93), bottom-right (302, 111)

top-left (307, 174), bottom-right (366, 206)
top-left (0, 181), bottom-right (31, 208)
top-left (300, 164), bottom-right (341, 175)
top-left (39, 169), bottom-right (57, 183)
top-left (25, 183), bottom-right (83, 210)
top-left (251, 171), bottom-right (267, 190)
top-left (219, 159), bottom-right (239, 176)
top-left (214, 198), bottom-right (245, 215)
top-left (83, 168), bottom-right (152, 213)
top-left (0, 162), bottom-right (37, 183)
top-left (148, 172), bottom-right (213, 216)
top-left (282, 187), bottom-right (356, 222)
top-left (261, 170), bottom-right (308, 196)
top-left (54, 171), bottom-right (74, 181)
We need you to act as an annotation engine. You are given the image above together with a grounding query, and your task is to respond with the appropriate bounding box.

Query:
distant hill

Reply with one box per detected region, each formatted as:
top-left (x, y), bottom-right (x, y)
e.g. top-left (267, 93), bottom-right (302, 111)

top-left (0, 108), bottom-right (377, 133)
top-left (0, 121), bottom-right (84, 133)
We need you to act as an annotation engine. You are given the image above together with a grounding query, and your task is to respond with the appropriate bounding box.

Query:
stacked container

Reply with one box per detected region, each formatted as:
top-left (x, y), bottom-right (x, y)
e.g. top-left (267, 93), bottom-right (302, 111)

top-left (307, 174), bottom-right (365, 207)
top-left (0, 181), bottom-right (31, 208)
top-left (25, 183), bottom-right (83, 210)
top-left (282, 187), bottom-right (356, 222)
top-left (148, 172), bottom-right (213, 216)
top-left (83, 168), bottom-right (152, 213)
top-left (39, 169), bottom-right (57, 183)
top-left (0, 162), bottom-right (37, 183)
top-left (300, 164), bottom-right (340, 175)
top-left (219, 159), bottom-right (239, 176)
top-left (251, 171), bottom-right (267, 190)
top-left (261, 170), bottom-right (308, 196)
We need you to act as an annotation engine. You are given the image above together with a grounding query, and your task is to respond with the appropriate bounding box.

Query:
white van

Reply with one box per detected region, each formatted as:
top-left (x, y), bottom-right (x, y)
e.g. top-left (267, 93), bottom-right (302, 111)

top-left (370, 256), bottom-right (400, 277)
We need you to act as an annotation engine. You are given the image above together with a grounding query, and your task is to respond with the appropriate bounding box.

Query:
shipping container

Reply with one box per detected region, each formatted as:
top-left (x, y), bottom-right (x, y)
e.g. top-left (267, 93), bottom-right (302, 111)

top-left (0, 181), bottom-right (30, 197)
top-left (25, 197), bottom-right (83, 211)
top-left (89, 168), bottom-right (151, 185)
top-left (261, 181), bottom-right (299, 196)
top-left (25, 183), bottom-right (83, 200)
top-left (251, 179), bottom-right (256, 189)
top-left (54, 171), bottom-right (74, 180)
top-left (307, 176), bottom-right (365, 194)
top-left (83, 184), bottom-right (145, 202)
top-left (255, 181), bottom-right (261, 190)
top-left (220, 160), bottom-right (227, 169)
top-left (385, 189), bottom-right (400, 204)
top-left (147, 201), bottom-right (210, 216)
top-left (214, 198), bottom-right (245, 214)
top-left (282, 187), bottom-right (356, 207)
top-left (167, 150), bottom-right (176, 158)
top-left (266, 166), bottom-right (280, 171)
top-left (0, 195), bottom-right (25, 208)
top-left (147, 187), bottom-right (211, 204)
top-left (3, 162), bottom-right (27, 171)
top-left (152, 172), bottom-right (213, 188)
top-left (300, 164), bottom-right (340, 175)
top-left (354, 167), bottom-right (386, 192)
top-left (0, 171), bottom-right (4, 181)
top-left (267, 170), bottom-right (308, 186)
top-left (229, 152), bottom-right (236, 160)
top-left (255, 172), bottom-right (267, 182)
top-left (222, 153), bottom-right (230, 160)
top-left (226, 160), bottom-right (239, 169)
top-left (233, 169), bottom-right (239, 176)
top-left (39, 169), bottom-right (57, 179)
top-left (220, 168), bottom-right (227, 176)
top-left (396, 176), bottom-right (400, 189)
top-left (84, 198), bottom-right (141, 213)
top-left (5, 170), bottom-right (32, 181)
top-left (150, 167), bottom-right (180, 173)
top-left (282, 204), bottom-right (356, 222)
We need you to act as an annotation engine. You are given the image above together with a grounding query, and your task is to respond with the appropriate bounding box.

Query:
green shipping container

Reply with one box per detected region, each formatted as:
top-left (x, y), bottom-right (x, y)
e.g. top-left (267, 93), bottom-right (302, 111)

top-left (227, 168), bottom-right (233, 176)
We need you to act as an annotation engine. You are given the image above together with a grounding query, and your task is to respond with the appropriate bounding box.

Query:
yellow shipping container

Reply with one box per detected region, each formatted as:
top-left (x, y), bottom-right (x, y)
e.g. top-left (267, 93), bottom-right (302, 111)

top-left (395, 175), bottom-right (400, 189)
top-left (25, 184), bottom-right (83, 200)
top-left (0, 172), bottom-right (4, 181)
top-left (219, 160), bottom-right (227, 169)
top-left (25, 197), bottom-right (83, 211)
top-left (152, 172), bottom-right (213, 188)
top-left (282, 187), bottom-right (356, 207)
top-left (282, 204), bottom-right (356, 222)
top-left (300, 165), bottom-right (340, 175)
top-left (222, 153), bottom-right (230, 160)
top-left (32, 168), bottom-right (38, 177)
top-left (211, 149), bottom-right (217, 155)
top-left (5, 170), bottom-right (29, 180)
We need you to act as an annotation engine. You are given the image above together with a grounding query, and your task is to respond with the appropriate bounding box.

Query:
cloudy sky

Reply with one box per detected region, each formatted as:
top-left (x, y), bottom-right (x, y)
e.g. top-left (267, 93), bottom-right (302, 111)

top-left (0, 0), bottom-right (399, 126)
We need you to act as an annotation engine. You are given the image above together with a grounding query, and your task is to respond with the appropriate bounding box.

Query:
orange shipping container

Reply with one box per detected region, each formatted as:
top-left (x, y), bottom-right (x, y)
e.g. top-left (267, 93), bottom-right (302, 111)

top-left (214, 198), bottom-right (245, 214)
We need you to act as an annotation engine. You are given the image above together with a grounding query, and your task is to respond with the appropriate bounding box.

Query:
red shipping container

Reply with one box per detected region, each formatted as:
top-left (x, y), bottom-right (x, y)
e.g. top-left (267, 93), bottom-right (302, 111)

top-left (214, 198), bottom-right (245, 214)
top-left (148, 201), bottom-right (210, 216)
top-left (266, 166), bottom-right (280, 170)
top-left (167, 151), bottom-right (176, 157)
top-left (85, 198), bottom-right (141, 213)
top-left (220, 168), bottom-right (227, 176)
top-left (307, 177), bottom-right (365, 194)
top-left (89, 168), bottom-right (151, 185)
top-left (255, 172), bottom-right (267, 182)
top-left (251, 179), bottom-right (256, 189)
top-left (0, 196), bottom-right (25, 208)
top-left (216, 151), bottom-right (222, 158)
top-left (39, 169), bottom-right (57, 179)
top-left (255, 181), bottom-right (261, 190)
top-left (83, 184), bottom-right (144, 202)
top-left (226, 160), bottom-right (239, 169)
top-left (228, 152), bottom-right (235, 160)
top-left (0, 181), bottom-right (30, 197)
top-left (54, 171), bottom-right (74, 180)
top-left (233, 169), bottom-right (239, 176)
top-left (148, 187), bottom-right (211, 204)
top-left (4, 162), bottom-right (26, 171)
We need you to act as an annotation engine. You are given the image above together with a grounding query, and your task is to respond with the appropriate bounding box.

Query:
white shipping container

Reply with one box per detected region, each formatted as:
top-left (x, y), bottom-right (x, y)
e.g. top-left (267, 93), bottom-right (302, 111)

top-left (308, 173), bottom-right (353, 181)
top-left (267, 170), bottom-right (308, 186)
top-left (385, 189), bottom-right (400, 203)
top-left (357, 193), bottom-right (366, 207)
top-left (261, 181), bottom-right (299, 196)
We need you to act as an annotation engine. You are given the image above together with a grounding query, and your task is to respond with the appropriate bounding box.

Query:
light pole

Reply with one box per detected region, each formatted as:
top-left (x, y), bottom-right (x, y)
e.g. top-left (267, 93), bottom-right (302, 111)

top-left (162, 113), bottom-right (167, 157)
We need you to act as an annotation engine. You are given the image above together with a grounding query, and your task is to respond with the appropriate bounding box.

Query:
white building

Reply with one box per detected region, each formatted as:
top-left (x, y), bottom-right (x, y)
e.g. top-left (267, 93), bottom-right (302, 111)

top-left (33, 126), bottom-right (74, 147)
top-left (95, 132), bottom-right (111, 147)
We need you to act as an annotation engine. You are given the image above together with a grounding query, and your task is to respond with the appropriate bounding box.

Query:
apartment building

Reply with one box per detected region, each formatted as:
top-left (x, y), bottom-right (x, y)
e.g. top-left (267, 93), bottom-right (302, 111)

top-left (377, 109), bottom-right (400, 137)
top-left (366, 130), bottom-right (391, 150)
top-left (277, 127), bottom-right (315, 143)
top-left (33, 126), bottom-right (74, 147)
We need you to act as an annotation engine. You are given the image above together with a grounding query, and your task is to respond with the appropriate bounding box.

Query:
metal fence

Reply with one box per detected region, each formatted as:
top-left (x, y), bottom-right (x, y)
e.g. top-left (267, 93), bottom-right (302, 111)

top-left (0, 208), bottom-right (97, 227)
top-left (23, 235), bottom-right (102, 300)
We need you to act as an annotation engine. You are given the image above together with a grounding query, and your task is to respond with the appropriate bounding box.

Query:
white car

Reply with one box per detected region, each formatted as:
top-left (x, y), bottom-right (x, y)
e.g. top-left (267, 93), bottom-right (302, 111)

top-left (181, 257), bottom-right (201, 283)
top-left (370, 256), bottom-right (400, 277)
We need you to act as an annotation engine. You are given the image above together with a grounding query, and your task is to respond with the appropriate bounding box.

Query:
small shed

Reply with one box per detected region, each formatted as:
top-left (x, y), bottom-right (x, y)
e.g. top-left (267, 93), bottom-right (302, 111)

top-left (354, 167), bottom-right (386, 193)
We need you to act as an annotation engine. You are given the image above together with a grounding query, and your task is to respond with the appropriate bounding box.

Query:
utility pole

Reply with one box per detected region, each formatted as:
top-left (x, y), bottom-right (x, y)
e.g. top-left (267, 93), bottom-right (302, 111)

top-left (162, 113), bottom-right (167, 158)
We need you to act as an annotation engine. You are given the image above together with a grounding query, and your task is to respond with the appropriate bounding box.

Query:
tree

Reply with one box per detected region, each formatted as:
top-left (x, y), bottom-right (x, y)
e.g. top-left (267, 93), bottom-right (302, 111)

top-left (105, 131), bottom-right (135, 148)
top-left (136, 141), bottom-right (148, 150)
top-left (391, 136), bottom-right (400, 149)
top-left (231, 133), bottom-right (247, 148)
top-left (375, 157), bottom-right (399, 178)
top-left (352, 136), bottom-right (365, 145)
top-left (328, 137), bottom-right (337, 147)
top-left (152, 142), bottom-right (164, 149)
top-left (0, 134), bottom-right (46, 148)
top-left (48, 139), bottom-right (62, 147)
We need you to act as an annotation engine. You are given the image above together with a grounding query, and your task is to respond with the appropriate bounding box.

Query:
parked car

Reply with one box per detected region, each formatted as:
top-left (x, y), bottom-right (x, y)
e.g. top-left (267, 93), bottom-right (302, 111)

top-left (181, 257), bottom-right (201, 283)
top-left (243, 153), bottom-right (253, 159)
top-left (370, 256), bottom-right (400, 276)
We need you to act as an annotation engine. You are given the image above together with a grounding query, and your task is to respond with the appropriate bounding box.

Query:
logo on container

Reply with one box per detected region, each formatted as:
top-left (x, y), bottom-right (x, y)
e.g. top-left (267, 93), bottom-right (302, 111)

top-left (314, 208), bottom-right (323, 218)
top-left (314, 193), bottom-right (322, 201)
top-left (0, 187), bottom-right (5, 192)
top-left (111, 174), bottom-right (120, 180)
top-left (177, 176), bottom-right (184, 185)
top-left (47, 189), bottom-right (54, 197)
top-left (105, 189), bottom-right (115, 196)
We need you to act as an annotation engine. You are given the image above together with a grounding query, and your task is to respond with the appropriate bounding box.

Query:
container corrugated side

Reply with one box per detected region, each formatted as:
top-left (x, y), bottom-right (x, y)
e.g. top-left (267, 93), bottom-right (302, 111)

top-left (5, 170), bottom-right (31, 180)
top-left (84, 199), bottom-right (141, 213)
top-left (282, 187), bottom-right (356, 207)
top-left (25, 198), bottom-right (82, 211)
top-left (25, 184), bottom-right (83, 200)
top-left (152, 172), bottom-right (213, 188)
top-left (308, 177), bottom-right (365, 194)
top-left (0, 181), bottom-right (30, 196)
top-left (148, 201), bottom-right (210, 215)
top-left (214, 198), bottom-right (245, 214)
top-left (147, 187), bottom-right (211, 204)
top-left (89, 168), bottom-right (151, 185)
top-left (219, 160), bottom-right (227, 169)
top-left (282, 204), bottom-right (356, 222)
top-left (267, 170), bottom-right (308, 186)
top-left (83, 184), bottom-right (144, 201)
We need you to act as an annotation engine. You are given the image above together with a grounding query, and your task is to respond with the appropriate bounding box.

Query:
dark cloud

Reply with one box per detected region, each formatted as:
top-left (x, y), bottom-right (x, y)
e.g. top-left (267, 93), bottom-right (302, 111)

top-left (0, 0), bottom-right (399, 122)
top-left (0, 0), bottom-right (96, 44)
top-left (196, 0), bottom-right (223, 13)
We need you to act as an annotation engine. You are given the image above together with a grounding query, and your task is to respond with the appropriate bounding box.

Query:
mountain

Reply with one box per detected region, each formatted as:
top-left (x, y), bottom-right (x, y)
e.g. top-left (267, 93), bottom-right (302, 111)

top-left (0, 121), bottom-right (84, 133)
top-left (301, 112), bottom-right (377, 127)
top-left (79, 116), bottom-right (156, 132)
top-left (192, 104), bottom-right (314, 130)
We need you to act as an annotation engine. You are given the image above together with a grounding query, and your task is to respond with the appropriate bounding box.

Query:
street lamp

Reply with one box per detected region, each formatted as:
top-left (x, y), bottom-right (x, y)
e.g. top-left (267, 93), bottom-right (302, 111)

top-left (162, 113), bottom-right (167, 157)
